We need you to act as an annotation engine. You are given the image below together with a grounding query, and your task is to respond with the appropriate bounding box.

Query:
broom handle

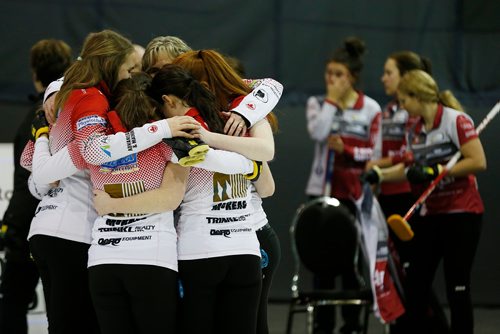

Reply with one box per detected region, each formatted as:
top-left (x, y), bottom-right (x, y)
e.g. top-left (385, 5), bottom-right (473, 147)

top-left (403, 101), bottom-right (500, 222)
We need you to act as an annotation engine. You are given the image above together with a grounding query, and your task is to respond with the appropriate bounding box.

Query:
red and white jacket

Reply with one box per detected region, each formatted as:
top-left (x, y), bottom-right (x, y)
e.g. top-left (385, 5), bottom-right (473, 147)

top-left (405, 104), bottom-right (484, 215)
top-left (305, 93), bottom-right (382, 200)
top-left (372, 101), bottom-right (417, 195)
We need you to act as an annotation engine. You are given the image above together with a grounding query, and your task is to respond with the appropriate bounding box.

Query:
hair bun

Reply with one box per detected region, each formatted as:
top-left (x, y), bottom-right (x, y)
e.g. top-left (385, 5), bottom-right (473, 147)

top-left (344, 37), bottom-right (366, 58)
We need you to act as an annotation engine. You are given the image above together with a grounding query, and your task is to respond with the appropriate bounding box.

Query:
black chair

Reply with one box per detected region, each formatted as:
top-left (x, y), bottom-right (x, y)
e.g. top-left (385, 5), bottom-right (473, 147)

top-left (286, 196), bottom-right (373, 334)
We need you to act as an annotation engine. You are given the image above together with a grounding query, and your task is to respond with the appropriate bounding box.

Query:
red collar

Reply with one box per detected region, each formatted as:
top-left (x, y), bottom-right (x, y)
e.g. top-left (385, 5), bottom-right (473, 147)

top-left (185, 107), bottom-right (199, 118)
top-left (431, 104), bottom-right (444, 129)
top-left (96, 81), bottom-right (112, 99)
top-left (416, 103), bottom-right (444, 132)
top-left (351, 91), bottom-right (364, 110)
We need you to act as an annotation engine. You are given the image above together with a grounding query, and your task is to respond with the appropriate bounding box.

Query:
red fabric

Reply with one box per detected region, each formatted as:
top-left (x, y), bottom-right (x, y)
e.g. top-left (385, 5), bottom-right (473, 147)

top-left (185, 108), bottom-right (209, 130)
top-left (107, 110), bottom-right (127, 133)
top-left (456, 114), bottom-right (478, 145)
top-left (374, 257), bottom-right (405, 322)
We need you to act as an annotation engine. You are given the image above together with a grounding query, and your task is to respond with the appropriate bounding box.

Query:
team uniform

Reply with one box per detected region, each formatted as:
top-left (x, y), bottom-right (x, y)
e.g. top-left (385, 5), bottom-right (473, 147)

top-left (30, 103), bottom-right (259, 334)
top-left (378, 101), bottom-right (414, 194)
top-left (23, 76), bottom-right (281, 334)
top-left (374, 101), bottom-right (416, 280)
top-left (400, 105), bottom-right (483, 334)
top-left (230, 80), bottom-right (283, 334)
top-left (306, 93), bottom-right (382, 200)
top-left (305, 92), bottom-right (381, 334)
top-left (177, 106), bottom-right (273, 334)
top-left (21, 81), bottom-right (184, 334)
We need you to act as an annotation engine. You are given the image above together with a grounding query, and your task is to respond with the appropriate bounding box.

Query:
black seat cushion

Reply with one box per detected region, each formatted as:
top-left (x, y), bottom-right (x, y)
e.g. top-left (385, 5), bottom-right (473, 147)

top-left (294, 199), bottom-right (358, 277)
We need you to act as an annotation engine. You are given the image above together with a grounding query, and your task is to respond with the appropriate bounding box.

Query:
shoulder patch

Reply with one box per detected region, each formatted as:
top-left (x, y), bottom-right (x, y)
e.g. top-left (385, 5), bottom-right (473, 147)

top-left (76, 115), bottom-right (107, 131)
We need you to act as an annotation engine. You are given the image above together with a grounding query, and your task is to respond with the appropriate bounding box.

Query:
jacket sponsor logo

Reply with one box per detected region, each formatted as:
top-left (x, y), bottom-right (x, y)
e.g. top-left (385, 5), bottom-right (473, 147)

top-left (253, 89), bottom-right (268, 103)
top-left (98, 225), bottom-right (154, 232)
top-left (125, 130), bottom-right (137, 151)
top-left (47, 187), bottom-right (63, 198)
top-left (213, 173), bottom-right (248, 202)
top-left (100, 154), bottom-right (139, 174)
top-left (100, 145), bottom-right (112, 157)
top-left (105, 216), bottom-right (146, 226)
top-left (210, 229), bottom-right (231, 237)
top-left (34, 204), bottom-right (57, 216)
top-left (210, 228), bottom-right (253, 238)
top-left (98, 237), bottom-right (121, 246)
top-left (206, 215), bottom-right (248, 224)
top-left (76, 115), bottom-right (106, 130)
top-left (212, 200), bottom-right (247, 211)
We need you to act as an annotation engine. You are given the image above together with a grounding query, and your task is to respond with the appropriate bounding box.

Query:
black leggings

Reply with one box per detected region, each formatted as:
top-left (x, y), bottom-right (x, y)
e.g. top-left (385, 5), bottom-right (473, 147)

top-left (0, 247), bottom-right (39, 334)
top-left (29, 235), bottom-right (100, 334)
top-left (256, 224), bottom-right (281, 334)
top-left (178, 255), bottom-right (262, 334)
top-left (379, 193), bottom-right (449, 334)
top-left (88, 264), bottom-right (178, 334)
top-left (401, 213), bottom-right (482, 334)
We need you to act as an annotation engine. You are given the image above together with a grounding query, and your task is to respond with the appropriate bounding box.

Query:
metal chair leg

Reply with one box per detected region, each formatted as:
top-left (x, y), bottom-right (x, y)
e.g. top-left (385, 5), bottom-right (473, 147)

top-left (285, 302), bottom-right (296, 334)
top-left (306, 304), bottom-right (315, 334)
top-left (362, 303), bottom-right (370, 334)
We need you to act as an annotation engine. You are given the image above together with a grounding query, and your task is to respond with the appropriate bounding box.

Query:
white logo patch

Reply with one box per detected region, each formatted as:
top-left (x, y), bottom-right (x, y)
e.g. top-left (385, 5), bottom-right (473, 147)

top-left (76, 115), bottom-right (107, 130)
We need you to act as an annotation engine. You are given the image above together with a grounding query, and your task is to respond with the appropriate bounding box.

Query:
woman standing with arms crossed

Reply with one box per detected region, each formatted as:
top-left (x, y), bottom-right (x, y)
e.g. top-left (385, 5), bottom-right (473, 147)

top-left (371, 69), bottom-right (486, 334)
top-left (305, 37), bottom-right (382, 334)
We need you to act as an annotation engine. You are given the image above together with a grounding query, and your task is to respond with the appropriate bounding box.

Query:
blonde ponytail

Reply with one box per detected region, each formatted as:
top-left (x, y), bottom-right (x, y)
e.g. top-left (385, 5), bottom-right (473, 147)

top-left (438, 90), bottom-right (464, 112)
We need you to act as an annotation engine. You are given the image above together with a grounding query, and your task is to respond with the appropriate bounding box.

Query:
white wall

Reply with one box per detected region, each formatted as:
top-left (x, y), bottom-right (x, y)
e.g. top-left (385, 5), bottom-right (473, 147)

top-left (0, 143), bottom-right (14, 219)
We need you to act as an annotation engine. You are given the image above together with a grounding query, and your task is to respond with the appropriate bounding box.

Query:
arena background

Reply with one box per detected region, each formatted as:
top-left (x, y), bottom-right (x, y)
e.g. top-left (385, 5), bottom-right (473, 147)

top-left (0, 0), bottom-right (499, 305)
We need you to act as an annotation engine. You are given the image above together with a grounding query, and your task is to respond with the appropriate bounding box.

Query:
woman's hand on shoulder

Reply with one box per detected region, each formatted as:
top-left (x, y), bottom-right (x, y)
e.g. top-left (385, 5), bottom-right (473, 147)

top-left (167, 116), bottom-right (200, 138)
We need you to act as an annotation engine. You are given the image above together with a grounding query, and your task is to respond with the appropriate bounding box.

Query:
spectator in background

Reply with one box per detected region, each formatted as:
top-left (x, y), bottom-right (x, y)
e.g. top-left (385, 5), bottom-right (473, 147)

top-left (0, 38), bottom-right (72, 334)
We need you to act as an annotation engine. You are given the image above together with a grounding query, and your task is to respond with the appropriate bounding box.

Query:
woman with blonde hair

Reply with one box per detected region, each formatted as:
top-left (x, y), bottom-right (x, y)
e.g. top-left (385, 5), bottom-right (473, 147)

top-left (369, 69), bottom-right (486, 334)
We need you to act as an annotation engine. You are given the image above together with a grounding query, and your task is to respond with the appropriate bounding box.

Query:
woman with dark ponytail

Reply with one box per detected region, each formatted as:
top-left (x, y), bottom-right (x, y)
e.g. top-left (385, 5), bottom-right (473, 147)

top-left (365, 51), bottom-right (450, 333)
top-left (305, 36), bottom-right (382, 334)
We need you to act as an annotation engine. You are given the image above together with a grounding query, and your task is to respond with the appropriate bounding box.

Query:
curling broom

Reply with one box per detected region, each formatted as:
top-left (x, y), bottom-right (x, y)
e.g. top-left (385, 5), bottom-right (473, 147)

top-left (387, 101), bottom-right (500, 241)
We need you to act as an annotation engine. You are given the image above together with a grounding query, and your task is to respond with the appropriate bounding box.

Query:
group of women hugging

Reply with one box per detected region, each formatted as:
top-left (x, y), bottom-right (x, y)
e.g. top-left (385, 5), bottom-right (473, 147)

top-left (22, 30), bottom-right (283, 334)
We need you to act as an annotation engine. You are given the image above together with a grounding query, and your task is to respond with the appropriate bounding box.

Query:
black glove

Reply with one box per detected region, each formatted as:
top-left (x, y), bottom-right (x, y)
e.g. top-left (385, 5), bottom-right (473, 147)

top-left (406, 164), bottom-right (443, 184)
top-left (360, 165), bottom-right (383, 185)
top-left (31, 108), bottom-right (50, 141)
top-left (163, 137), bottom-right (209, 167)
top-left (244, 161), bottom-right (263, 182)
